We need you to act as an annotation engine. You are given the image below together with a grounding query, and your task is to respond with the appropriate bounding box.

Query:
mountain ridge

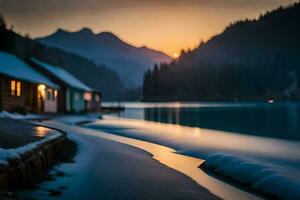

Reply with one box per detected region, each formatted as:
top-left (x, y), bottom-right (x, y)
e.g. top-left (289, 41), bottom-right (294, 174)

top-left (0, 25), bottom-right (125, 100)
top-left (143, 2), bottom-right (300, 101)
top-left (38, 28), bottom-right (172, 87)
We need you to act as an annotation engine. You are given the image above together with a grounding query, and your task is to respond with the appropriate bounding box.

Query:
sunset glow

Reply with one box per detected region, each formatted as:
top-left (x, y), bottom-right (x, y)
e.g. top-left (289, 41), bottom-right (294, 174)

top-left (172, 52), bottom-right (179, 59)
top-left (0, 1), bottom-right (299, 198)
top-left (0, 0), bottom-right (297, 56)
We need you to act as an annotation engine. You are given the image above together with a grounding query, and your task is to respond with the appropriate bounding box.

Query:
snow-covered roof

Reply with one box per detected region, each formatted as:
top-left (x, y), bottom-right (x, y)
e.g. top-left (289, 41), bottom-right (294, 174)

top-left (0, 51), bottom-right (59, 88)
top-left (32, 58), bottom-right (91, 91)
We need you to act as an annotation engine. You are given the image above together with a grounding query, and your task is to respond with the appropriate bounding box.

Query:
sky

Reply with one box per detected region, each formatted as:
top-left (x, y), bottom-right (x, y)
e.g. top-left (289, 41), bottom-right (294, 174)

top-left (0, 0), bottom-right (297, 57)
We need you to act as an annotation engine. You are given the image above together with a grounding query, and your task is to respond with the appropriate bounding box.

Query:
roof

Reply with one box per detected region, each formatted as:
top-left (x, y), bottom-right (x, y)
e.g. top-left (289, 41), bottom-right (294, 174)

top-left (0, 51), bottom-right (59, 89)
top-left (32, 58), bottom-right (91, 91)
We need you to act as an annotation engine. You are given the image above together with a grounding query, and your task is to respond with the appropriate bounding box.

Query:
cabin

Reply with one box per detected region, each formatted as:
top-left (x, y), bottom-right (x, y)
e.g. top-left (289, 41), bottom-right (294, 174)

top-left (0, 51), bottom-right (59, 113)
top-left (31, 59), bottom-right (101, 113)
top-left (84, 90), bottom-right (102, 112)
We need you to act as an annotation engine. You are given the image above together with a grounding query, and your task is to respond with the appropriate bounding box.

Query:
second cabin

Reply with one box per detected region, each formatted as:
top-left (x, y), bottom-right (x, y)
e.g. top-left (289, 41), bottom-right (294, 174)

top-left (31, 59), bottom-right (101, 113)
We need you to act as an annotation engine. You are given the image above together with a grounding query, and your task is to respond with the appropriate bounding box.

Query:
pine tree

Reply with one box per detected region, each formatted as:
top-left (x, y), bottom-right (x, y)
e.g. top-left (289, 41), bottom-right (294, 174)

top-left (0, 14), bottom-right (6, 28)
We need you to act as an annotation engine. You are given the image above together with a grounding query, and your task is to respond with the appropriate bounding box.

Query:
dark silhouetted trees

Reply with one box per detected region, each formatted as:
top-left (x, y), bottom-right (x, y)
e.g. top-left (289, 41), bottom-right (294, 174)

top-left (0, 14), bottom-right (6, 28)
top-left (143, 2), bottom-right (300, 101)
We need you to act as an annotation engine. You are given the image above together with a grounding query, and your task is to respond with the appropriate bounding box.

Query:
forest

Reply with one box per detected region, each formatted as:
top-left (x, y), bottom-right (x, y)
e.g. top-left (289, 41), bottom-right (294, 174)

top-left (143, 2), bottom-right (300, 101)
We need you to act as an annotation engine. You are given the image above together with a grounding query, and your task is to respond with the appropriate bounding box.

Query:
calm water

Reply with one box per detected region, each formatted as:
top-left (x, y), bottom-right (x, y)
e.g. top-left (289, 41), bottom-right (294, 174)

top-left (92, 102), bottom-right (300, 199)
top-left (103, 102), bottom-right (300, 141)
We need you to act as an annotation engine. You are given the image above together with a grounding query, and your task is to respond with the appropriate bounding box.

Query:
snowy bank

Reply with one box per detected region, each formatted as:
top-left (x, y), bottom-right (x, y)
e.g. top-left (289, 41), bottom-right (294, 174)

top-left (0, 124), bottom-right (66, 190)
top-left (0, 111), bottom-right (43, 120)
top-left (0, 133), bottom-right (62, 166)
top-left (54, 113), bottom-right (102, 125)
top-left (84, 117), bottom-right (300, 199)
top-left (201, 153), bottom-right (300, 200)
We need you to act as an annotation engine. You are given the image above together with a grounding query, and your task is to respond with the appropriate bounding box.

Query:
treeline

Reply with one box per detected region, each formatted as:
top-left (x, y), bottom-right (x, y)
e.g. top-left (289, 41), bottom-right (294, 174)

top-left (143, 62), bottom-right (297, 101)
top-left (143, 2), bottom-right (300, 101)
top-left (0, 16), bottom-right (125, 100)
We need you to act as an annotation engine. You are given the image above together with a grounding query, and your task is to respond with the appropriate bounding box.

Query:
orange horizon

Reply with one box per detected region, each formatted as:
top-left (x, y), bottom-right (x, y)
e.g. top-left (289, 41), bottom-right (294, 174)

top-left (1, 0), bottom-right (297, 56)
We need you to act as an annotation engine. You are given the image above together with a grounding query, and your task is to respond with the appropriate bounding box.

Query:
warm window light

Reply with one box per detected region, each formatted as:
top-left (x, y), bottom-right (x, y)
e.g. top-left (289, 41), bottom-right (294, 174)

top-left (54, 90), bottom-right (58, 98)
top-left (16, 81), bottom-right (21, 96)
top-left (84, 92), bottom-right (92, 101)
top-left (10, 80), bottom-right (22, 96)
top-left (38, 84), bottom-right (46, 99)
top-left (38, 84), bottom-right (46, 91)
top-left (10, 80), bottom-right (16, 96)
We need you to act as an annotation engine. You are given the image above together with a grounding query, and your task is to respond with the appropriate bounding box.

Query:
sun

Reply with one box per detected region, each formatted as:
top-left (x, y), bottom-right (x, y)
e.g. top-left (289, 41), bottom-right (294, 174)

top-left (172, 52), bottom-right (179, 59)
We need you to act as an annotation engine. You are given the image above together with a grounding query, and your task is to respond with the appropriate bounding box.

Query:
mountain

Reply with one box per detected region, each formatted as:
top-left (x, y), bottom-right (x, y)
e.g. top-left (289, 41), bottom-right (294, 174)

top-left (0, 26), bottom-right (124, 100)
top-left (143, 2), bottom-right (300, 101)
top-left (38, 28), bottom-right (172, 87)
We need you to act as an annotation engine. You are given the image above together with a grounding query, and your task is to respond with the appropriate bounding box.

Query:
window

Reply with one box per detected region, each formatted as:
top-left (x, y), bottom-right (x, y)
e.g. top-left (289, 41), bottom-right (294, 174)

top-left (38, 84), bottom-right (46, 99)
top-left (95, 94), bottom-right (100, 102)
top-left (54, 90), bottom-right (58, 100)
top-left (84, 92), bottom-right (92, 101)
top-left (10, 80), bottom-right (16, 96)
top-left (10, 80), bottom-right (21, 96)
top-left (16, 81), bottom-right (21, 96)
top-left (47, 88), bottom-right (52, 101)
top-left (46, 88), bottom-right (57, 101)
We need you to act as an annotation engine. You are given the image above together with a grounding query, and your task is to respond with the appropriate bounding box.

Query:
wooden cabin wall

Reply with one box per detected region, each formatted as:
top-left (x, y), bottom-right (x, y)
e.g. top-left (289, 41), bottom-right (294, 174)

top-left (0, 75), bottom-right (38, 113)
top-left (57, 87), bottom-right (67, 114)
top-left (24, 83), bottom-right (38, 113)
top-left (0, 75), bottom-right (26, 112)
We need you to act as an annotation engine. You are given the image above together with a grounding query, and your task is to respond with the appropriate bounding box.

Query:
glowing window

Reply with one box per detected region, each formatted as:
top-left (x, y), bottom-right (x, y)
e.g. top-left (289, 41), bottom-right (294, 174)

top-left (54, 90), bottom-right (58, 100)
top-left (84, 92), bottom-right (92, 101)
top-left (16, 81), bottom-right (21, 96)
top-left (10, 80), bottom-right (16, 96)
top-left (38, 84), bottom-right (46, 99)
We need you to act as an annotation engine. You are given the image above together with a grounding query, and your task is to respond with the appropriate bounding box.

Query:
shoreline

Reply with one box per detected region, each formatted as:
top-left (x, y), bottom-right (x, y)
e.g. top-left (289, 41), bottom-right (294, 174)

top-left (78, 122), bottom-right (261, 200)
top-left (51, 116), bottom-right (262, 199)
top-left (83, 115), bottom-right (300, 194)
top-left (19, 119), bottom-right (220, 199)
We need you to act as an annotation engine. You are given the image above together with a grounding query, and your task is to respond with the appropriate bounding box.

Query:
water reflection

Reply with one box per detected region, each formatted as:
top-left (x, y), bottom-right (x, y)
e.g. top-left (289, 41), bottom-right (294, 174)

top-left (88, 117), bottom-right (300, 160)
top-left (108, 102), bottom-right (300, 141)
top-left (80, 123), bottom-right (261, 200)
top-left (34, 126), bottom-right (53, 137)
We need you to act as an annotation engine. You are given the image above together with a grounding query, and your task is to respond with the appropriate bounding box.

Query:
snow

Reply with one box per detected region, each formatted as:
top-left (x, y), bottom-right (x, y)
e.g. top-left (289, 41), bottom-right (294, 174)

top-left (80, 117), bottom-right (300, 199)
top-left (202, 153), bottom-right (300, 200)
top-left (47, 115), bottom-right (261, 200)
top-left (31, 58), bottom-right (91, 91)
top-left (0, 132), bottom-right (62, 166)
top-left (0, 111), bottom-right (43, 120)
top-left (0, 51), bottom-right (59, 89)
top-left (46, 115), bottom-right (300, 199)
top-left (53, 113), bottom-right (102, 125)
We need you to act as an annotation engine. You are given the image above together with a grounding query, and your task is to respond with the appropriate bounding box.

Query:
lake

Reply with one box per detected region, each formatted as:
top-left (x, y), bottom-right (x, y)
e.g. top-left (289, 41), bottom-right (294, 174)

top-left (102, 102), bottom-right (300, 141)
top-left (95, 102), bottom-right (300, 199)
